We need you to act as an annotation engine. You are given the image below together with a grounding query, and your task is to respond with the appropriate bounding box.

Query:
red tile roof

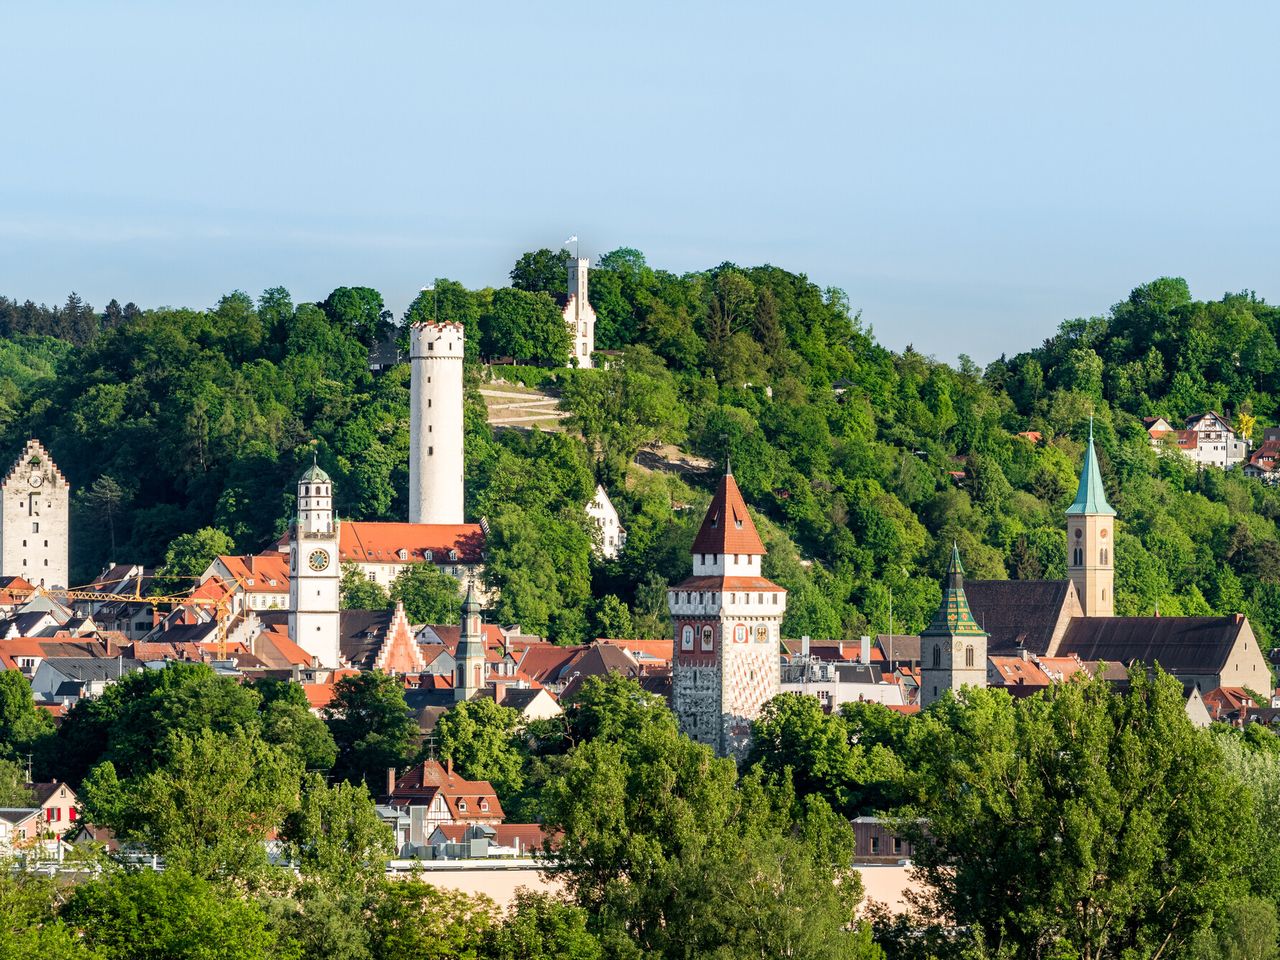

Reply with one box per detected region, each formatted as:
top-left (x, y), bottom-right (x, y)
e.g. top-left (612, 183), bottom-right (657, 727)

top-left (338, 522), bottom-right (485, 565)
top-left (691, 473), bottom-right (766, 556)
top-left (216, 553), bottom-right (290, 593)
top-left (670, 574), bottom-right (785, 593)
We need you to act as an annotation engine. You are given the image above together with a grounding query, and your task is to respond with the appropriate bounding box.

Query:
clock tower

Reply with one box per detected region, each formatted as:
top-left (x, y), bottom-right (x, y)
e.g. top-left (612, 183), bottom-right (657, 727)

top-left (919, 544), bottom-right (988, 708)
top-left (1, 439), bottom-right (70, 589)
top-left (288, 460), bottom-right (341, 667)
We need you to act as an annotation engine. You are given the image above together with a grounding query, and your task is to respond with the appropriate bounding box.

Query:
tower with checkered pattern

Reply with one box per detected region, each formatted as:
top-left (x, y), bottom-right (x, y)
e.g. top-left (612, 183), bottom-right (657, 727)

top-left (668, 469), bottom-right (786, 757)
top-left (919, 544), bottom-right (988, 708)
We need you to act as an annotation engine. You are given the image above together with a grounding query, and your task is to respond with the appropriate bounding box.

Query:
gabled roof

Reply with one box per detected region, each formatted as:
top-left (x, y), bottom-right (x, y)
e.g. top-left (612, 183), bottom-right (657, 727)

top-left (988, 656), bottom-right (1052, 687)
top-left (339, 609), bottom-right (393, 670)
top-left (216, 553), bottom-right (290, 593)
top-left (338, 522), bottom-right (485, 565)
top-left (963, 579), bottom-right (1078, 655)
top-left (1067, 424), bottom-right (1115, 516)
top-left (691, 472), bottom-right (766, 556)
top-left (1056, 616), bottom-right (1249, 675)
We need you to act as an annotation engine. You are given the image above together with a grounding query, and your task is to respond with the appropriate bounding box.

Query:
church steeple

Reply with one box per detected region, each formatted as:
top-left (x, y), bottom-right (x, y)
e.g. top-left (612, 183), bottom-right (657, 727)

top-left (1066, 420), bottom-right (1116, 617)
top-left (455, 579), bottom-right (486, 702)
top-left (919, 544), bottom-right (988, 708)
top-left (1067, 420), bottom-right (1115, 517)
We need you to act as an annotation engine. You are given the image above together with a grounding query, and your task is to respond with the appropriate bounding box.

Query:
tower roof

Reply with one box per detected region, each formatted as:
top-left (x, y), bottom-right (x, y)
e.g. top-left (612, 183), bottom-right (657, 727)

top-left (300, 459), bottom-right (330, 484)
top-left (691, 471), bottom-right (766, 556)
top-left (463, 578), bottom-right (481, 615)
top-left (921, 544), bottom-right (988, 639)
top-left (1066, 423), bottom-right (1115, 517)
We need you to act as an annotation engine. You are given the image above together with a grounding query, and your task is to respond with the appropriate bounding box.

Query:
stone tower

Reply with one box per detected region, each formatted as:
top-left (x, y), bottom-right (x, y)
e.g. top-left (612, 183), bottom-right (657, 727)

top-left (564, 258), bottom-right (596, 369)
top-left (1066, 422), bottom-right (1115, 618)
top-left (288, 461), bottom-right (341, 667)
top-left (456, 579), bottom-right (485, 702)
top-left (669, 470), bottom-right (786, 757)
top-left (409, 322), bottom-right (465, 525)
top-left (919, 544), bottom-right (989, 708)
top-left (1, 440), bottom-right (70, 589)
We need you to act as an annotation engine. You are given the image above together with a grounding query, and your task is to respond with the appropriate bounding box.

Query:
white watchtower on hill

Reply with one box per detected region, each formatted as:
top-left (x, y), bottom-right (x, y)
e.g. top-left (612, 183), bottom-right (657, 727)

top-left (409, 322), bottom-right (466, 525)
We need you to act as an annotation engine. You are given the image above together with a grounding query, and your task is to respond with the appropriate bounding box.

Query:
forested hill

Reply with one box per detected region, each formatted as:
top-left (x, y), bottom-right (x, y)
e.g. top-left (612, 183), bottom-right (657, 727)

top-left (4, 260), bottom-right (1280, 649)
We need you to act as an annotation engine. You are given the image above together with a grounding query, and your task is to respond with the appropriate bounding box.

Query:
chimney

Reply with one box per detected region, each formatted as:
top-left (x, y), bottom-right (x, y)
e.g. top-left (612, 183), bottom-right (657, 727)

top-left (859, 635), bottom-right (871, 665)
top-left (837, 640), bottom-right (845, 660)
top-left (801, 635), bottom-right (810, 658)
top-left (386, 767), bottom-right (396, 797)
top-left (446, 757), bottom-right (453, 778)
top-left (1236, 612), bottom-right (1244, 624)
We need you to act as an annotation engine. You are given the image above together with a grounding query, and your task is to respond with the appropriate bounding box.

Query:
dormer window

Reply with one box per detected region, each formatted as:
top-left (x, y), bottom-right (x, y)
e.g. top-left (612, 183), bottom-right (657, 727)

top-left (479, 799), bottom-right (488, 811)
top-left (449, 549), bottom-right (458, 562)
top-left (458, 799), bottom-right (467, 812)
top-left (425, 550), bottom-right (433, 562)
top-left (398, 548), bottom-right (409, 561)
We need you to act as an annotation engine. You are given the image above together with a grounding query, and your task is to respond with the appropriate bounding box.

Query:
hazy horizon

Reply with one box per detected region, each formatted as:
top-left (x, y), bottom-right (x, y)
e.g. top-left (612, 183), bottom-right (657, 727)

top-left (3, 1), bottom-right (1277, 364)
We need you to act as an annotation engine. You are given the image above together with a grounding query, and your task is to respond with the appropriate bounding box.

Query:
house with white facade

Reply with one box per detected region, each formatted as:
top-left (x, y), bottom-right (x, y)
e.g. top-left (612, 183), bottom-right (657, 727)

top-left (586, 485), bottom-right (626, 560)
top-left (1146, 412), bottom-right (1249, 469)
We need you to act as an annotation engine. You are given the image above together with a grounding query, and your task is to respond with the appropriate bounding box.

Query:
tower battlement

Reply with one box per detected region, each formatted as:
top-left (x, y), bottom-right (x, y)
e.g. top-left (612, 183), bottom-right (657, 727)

top-left (410, 322), bottom-right (466, 358)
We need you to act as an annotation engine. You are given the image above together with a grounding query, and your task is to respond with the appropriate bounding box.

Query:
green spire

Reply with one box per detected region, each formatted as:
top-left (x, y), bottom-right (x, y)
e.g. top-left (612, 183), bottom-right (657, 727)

top-left (921, 543), bottom-right (987, 639)
top-left (1066, 419), bottom-right (1115, 517)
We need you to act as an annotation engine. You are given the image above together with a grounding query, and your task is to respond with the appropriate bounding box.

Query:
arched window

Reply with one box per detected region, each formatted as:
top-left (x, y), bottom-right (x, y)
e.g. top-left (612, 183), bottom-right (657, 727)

top-left (1073, 547), bottom-right (1083, 566)
top-left (932, 645), bottom-right (941, 668)
top-left (681, 625), bottom-right (694, 650)
top-left (965, 645), bottom-right (974, 668)
top-left (1100, 548), bottom-right (1109, 565)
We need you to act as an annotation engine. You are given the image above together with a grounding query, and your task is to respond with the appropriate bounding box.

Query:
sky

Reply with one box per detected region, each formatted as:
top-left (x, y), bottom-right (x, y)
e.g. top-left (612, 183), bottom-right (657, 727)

top-left (2, 1), bottom-right (1277, 363)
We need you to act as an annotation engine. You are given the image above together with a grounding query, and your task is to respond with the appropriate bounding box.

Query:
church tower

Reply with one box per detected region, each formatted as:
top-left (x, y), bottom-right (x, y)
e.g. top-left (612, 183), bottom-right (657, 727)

top-left (288, 461), bottom-right (341, 667)
top-left (564, 258), bottom-right (596, 369)
top-left (409, 322), bottom-right (465, 525)
top-left (455, 579), bottom-right (485, 702)
top-left (1, 440), bottom-right (70, 589)
top-left (919, 544), bottom-right (989, 708)
top-left (669, 470), bottom-right (786, 757)
top-left (1066, 422), bottom-right (1115, 618)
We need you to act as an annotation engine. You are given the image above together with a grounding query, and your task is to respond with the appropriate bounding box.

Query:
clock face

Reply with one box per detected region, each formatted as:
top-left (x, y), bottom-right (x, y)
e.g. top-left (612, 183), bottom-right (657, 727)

top-left (308, 549), bottom-right (330, 572)
top-left (28, 472), bottom-right (42, 488)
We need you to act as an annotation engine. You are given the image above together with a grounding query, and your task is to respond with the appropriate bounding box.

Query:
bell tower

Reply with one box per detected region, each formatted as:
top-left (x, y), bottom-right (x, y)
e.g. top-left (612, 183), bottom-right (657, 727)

top-left (919, 544), bottom-right (988, 708)
top-left (288, 460), bottom-right (341, 667)
top-left (455, 579), bottom-right (486, 702)
top-left (1066, 421), bottom-right (1116, 618)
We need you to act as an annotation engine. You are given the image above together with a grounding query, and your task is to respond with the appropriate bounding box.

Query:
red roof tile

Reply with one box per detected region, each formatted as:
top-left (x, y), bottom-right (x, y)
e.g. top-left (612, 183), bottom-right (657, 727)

top-left (691, 473), bottom-right (766, 556)
top-left (338, 522), bottom-right (485, 565)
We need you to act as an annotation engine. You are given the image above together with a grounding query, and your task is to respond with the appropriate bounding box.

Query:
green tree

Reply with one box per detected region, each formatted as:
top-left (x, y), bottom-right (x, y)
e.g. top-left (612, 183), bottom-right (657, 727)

top-left (0, 871), bottom-right (100, 959)
top-left (155, 526), bottom-right (235, 594)
top-left (592, 594), bottom-right (633, 640)
top-left (283, 773), bottom-right (394, 884)
top-left (481, 288), bottom-right (569, 366)
top-left (368, 880), bottom-right (494, 960)
top-left (62, 868), bottom-right (284, 960)
top-left (902, 670), bottom-right (1250, 958)
top-left (0, 757), bottom-right (34, 805)
top-left (0, 670), bottom-right (55, 762)
top-left (483, 892), bottom-right (602, 960)
top-left (510, 248), bottom-right (571, 295)
top-left (1188, 896), bottom-right (1279, 960)
top-left (389, 563), bottom-right (463, 624)
top-left (543, 678), bottom-right (878, 959)
top-left (82, 729), bottom-right (302, 881)
top-left (340, 562), bottom-right (390, 611)
top-left (435, 698), bottom-right (525, 801)
top-left (325, 672), bottom-right (419, 789)
top-left (322, 286), bottom-right (392, 347)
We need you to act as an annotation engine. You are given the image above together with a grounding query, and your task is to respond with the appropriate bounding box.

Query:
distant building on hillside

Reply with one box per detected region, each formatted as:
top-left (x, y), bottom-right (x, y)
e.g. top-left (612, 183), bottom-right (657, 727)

top-left (1145, 412), bottom-right (1249, 470)
top-left (560, 257), bottom-right (596, 368)
top-left (586, 485), bottom-right (626, 560)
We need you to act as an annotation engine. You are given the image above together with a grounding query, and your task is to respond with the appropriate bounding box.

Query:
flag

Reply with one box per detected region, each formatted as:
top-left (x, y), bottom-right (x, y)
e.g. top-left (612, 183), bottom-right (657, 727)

top-left (565, 235), bottom-right (578, 244)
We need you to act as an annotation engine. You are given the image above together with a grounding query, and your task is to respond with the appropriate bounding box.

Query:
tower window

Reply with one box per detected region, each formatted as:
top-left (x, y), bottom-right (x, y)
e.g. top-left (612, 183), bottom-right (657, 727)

top-left (428, 399), bottom-right (432, 408)
top-left (428, 446), bottom-right (434, 456)
top-left (933, 645), bottom-right (941, 668)
top-left (965, 646), bottom-right (974, 668)
top-left (31, 522), bottom-right (38, 533)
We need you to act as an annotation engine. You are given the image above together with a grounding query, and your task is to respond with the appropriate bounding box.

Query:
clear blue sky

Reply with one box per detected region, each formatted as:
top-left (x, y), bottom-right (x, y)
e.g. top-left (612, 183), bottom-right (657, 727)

top-left (2, 1), bottom-right (1277, 362)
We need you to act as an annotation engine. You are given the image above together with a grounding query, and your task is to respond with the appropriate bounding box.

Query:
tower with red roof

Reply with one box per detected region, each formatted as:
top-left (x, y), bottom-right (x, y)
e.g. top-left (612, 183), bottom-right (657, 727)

top-left (668, 470), bottom-right (786, 757)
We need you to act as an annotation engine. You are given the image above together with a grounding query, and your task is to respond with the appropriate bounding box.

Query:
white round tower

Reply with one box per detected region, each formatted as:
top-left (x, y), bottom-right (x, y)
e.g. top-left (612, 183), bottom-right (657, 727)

top-left (409, 322), bottom-right (465, 525)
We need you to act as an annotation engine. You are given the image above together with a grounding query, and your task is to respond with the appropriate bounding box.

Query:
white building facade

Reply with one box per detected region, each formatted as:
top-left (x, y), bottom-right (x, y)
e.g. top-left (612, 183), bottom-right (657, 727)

top-left (563, 258), bottom-right (596, 369)
top-left (1, 440), bottom-right (70, 590)
top-left (586, 484), bottom-right (625, 560)
top-left (288, 463), bottom-right (341, 667)
top-left (409, 322), bottom-right (466, 525)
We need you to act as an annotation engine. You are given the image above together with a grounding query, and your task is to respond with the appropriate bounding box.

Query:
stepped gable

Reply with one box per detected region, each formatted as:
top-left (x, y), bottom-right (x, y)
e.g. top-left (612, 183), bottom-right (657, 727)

top-left (691, 471), bottom-right (766, 556)
top-left (3, 439), bottom-right (67, 486)
top-left (371, 601), bottom-right (427, 675)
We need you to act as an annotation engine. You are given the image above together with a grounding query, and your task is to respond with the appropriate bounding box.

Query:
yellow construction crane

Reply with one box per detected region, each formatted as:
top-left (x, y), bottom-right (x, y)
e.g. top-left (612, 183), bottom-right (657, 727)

top-left (13, 579), bottom-right (235, 660)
